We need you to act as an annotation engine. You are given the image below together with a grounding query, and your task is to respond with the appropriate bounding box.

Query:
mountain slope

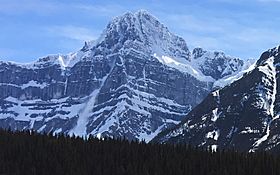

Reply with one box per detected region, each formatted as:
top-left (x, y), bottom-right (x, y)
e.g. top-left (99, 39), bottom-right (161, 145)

top-left (0, 10), bottom-right (246, 141)
top-left (153, 46), bottom-right (280, 152)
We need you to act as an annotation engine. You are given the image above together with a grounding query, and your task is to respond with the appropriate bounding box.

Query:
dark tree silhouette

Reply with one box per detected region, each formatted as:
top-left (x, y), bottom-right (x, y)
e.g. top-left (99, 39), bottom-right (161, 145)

top-left (0, 129), bottom-right (278, 175)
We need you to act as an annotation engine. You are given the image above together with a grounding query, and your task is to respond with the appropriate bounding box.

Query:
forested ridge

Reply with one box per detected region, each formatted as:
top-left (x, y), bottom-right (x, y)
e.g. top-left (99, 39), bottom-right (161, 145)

top-left (0, 130), bottom-right (279, 175)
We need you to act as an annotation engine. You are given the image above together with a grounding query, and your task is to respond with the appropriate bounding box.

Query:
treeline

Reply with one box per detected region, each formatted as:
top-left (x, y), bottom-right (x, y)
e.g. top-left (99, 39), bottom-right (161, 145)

top-left (0, 130), bottom-right (279, 175)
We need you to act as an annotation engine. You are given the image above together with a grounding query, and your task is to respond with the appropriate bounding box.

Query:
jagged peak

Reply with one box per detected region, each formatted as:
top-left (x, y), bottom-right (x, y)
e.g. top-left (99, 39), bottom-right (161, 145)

top-left (213, 51), bottom-right (226, 57)
top-left (191, 47), bottom-right (232, 61)
top-left (192, 47), bottom-right (207, 59)
top-left (93, 10), bottom-right (191, 61)
top-left (24, 52), bottom-right (81, 70)
top-left (268, 45), bottom-right (280, 54)
top-left (257, 45), bottom-right (280, 66)
top-left (135, 9), bottom-right (153, 16)
top-left (104, 10), bottom-right (167, 38)
top-left (111, 10), bottom-right (160, 26)
top-left (135, 9), bottom-right (162, 24)
top-left (81, 40), bottom-right (96, 52)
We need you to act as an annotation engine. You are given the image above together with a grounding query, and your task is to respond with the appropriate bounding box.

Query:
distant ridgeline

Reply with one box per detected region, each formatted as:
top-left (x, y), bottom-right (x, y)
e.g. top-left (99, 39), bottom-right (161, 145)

top-left (0, 129), bottom-right (279, 175)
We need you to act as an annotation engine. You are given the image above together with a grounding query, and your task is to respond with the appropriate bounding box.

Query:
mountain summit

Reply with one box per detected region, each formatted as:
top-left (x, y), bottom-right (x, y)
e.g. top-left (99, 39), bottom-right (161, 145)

top-left (0, 10), bottom-right (248, 141)
top-left (82, 10), bottom-right (191, 63)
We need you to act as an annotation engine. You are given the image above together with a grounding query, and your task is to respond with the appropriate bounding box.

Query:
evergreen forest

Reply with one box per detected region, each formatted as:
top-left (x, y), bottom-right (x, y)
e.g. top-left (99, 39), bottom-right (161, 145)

top-left (0, 130), bottom-right (278, 175)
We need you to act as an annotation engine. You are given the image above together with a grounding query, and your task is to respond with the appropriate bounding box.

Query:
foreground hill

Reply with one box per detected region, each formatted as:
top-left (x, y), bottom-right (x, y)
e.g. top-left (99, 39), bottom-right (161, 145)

top-left (154, 46), bottom-right (280, 152)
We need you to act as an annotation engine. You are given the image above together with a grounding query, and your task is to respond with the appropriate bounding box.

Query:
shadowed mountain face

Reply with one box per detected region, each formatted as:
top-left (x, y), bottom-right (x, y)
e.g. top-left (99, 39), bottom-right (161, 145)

top-left (0, 10), bottom-right (246, 141)
top-left (153, 46), bottom-right (280, 152)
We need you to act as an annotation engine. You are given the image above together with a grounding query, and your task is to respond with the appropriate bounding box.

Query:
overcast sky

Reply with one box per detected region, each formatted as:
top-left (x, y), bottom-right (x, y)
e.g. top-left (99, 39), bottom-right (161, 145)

top-left (1, 0), bottom-right (280, 62)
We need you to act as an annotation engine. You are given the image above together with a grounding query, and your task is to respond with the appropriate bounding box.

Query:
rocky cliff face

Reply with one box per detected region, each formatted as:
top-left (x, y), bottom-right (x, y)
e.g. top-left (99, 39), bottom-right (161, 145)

top-left (0, 10), bottom-right (246, 141)
top-left (192, 48), bottom-right (244, 80)
top-left (153, 46), bottom-right (280, 152)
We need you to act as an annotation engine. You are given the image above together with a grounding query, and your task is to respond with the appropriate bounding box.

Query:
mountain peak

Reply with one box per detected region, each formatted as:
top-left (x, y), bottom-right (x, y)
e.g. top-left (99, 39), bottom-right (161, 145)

top-left (114, 10), bottom-right (159, 25)
top-left (257, 45), bottom-right (280, 66)
top-left (135, 9), bottom-right (160, 24)
top-left (135, 9), bottom-right (152, 16)
top-left (192, 47), bottom-right (207, 59)
top-left (92, 10), bottom-right (191, 61)
top-left (105, 10), bottom-right (166, 40)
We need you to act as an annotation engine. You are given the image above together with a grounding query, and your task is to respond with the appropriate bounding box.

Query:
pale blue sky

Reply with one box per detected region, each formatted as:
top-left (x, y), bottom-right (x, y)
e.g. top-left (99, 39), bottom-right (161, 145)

top-left (1, 0), bottom-right (280, 62)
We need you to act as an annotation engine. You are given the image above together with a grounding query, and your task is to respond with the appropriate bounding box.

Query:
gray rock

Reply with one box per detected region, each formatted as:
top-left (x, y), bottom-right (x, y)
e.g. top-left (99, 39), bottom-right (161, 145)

top-left (0, 10), bottom-right (245, 141)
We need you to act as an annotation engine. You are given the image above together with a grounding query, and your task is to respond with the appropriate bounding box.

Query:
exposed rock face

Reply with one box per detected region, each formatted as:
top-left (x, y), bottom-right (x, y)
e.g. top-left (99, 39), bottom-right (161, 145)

top-left (0, 10), bottom-right (246, 141)
top-left (192, 47), bottom-right (245, 80)
top-left (153, 46), bottom-right (280, 152)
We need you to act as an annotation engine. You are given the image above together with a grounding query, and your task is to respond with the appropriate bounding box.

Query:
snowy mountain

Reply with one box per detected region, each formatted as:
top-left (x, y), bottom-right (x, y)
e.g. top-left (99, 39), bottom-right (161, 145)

top-left (0, 10), bottom-right (247, 141)
top-left (153, 46), bottom-right (280, 152)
